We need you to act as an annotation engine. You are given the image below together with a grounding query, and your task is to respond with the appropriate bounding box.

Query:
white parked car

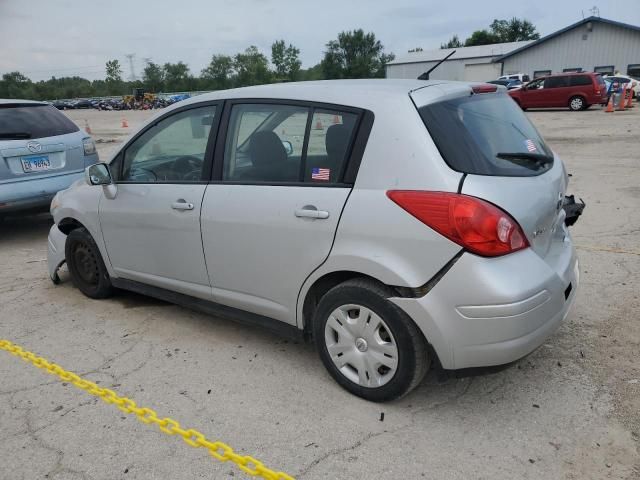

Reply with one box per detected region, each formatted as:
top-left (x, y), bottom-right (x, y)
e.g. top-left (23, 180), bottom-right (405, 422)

top-left (603, 74), bottom-right (639, 98)
top-left (498, 73), bottom-right (530, 83)
top-left (48, 80), bottom-right (581, 401)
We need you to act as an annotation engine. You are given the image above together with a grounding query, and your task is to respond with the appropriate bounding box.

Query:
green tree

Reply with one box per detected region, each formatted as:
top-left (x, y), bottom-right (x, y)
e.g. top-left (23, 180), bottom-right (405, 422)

top-left (234, 46), bottom-right (271, 86)
top-left (143, 61), bottom-right (165, 92)
top-left (490, 18), bottom-right (540, 42)
top-left (105, 60), bottom-right (123, 83)
top-left (104, 59), bottom-right (124, 95)
top-left (0, 72), bottom-right (33, 98)
top-left (462, 18), bottom-right (540, 47)
top-left (299, 63), bottom-right (325, 81)
top-left (163, 62), bottom-right (193, 91)
top-left (271, 40), bottom-right (302, 81)
top-left (321, 29), bottom-right (394, 79)
top-left (201, 54), bottom-right (234, 90)
top-left (440, 35), bottom-right (463, 49)
top-left (464, 29), bottom-right (500, 46)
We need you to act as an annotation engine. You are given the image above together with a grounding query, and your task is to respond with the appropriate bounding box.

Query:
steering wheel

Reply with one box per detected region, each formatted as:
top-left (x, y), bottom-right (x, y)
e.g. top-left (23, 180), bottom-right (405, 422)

top-left (174, 155), bottom-right (203, 181)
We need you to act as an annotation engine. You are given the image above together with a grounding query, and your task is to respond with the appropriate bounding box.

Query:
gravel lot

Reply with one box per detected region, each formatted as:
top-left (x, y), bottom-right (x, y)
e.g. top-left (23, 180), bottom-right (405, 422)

top-left (1, 104), bottom-right (638, 480)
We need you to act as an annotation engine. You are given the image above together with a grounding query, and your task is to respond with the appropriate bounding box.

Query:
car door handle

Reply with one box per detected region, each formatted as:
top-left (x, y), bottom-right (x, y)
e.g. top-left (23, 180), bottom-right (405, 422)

top-left (171, 199), bottom-right (194, 211)
top-left (295, 206), bottom-right (329, 219)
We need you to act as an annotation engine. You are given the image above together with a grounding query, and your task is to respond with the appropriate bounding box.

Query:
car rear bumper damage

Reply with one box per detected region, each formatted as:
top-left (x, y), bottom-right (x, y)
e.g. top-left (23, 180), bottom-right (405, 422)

top-left (391, 228), bottom-right (579, 369)
top-left (0, 170), bottom-right (84, 214)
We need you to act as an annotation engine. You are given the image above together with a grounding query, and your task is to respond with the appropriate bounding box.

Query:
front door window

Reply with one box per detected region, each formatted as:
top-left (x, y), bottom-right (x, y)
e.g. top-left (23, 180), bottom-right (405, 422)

top-left (122, 105), bottom-right (217, 183)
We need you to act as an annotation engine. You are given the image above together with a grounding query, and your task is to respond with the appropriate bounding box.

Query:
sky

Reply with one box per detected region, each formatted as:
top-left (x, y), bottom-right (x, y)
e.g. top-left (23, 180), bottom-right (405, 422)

top-left (1, 0), bottom-right (639, 81)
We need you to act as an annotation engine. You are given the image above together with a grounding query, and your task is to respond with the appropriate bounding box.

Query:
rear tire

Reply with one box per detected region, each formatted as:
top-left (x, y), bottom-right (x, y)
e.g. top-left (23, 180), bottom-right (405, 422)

top-left (65, 227), bottom-right (113, 299)
top-left (569, 96), bottom-right (586, 111)
top-left (313, 278), bottom-right (430, 402)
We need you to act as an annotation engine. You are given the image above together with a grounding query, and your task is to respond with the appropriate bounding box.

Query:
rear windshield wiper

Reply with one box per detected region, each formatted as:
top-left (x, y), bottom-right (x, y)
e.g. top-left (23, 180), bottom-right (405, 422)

top-left (0, 132), bottom-right (32, 139)
top-left (496, 152), bottom-right (553, 169)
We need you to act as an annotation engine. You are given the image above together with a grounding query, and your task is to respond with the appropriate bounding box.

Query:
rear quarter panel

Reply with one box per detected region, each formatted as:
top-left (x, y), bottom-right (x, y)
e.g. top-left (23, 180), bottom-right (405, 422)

top-left (297, 90), bottom-right (463, 326)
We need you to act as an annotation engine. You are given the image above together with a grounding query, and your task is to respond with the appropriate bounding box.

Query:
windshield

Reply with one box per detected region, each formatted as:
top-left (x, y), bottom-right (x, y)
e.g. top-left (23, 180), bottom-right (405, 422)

top-left (0, 104), bottom-right (79, 140)
top-left (418, 93), bottom-right (553, 177)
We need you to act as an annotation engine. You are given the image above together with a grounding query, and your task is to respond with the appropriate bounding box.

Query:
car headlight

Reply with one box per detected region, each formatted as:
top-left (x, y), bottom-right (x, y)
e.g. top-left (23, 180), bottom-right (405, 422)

top-left (83, 137), bottom-right (96, 156)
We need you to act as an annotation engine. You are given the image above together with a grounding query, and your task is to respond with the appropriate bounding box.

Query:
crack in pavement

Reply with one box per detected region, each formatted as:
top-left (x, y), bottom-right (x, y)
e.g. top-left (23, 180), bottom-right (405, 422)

top-left (295, 377), bottom-right (474, 478)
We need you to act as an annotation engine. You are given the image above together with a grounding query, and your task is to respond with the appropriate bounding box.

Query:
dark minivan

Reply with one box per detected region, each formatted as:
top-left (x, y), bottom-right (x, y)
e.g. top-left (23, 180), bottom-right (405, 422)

top-left (509, 72), bottom-right (607, 111)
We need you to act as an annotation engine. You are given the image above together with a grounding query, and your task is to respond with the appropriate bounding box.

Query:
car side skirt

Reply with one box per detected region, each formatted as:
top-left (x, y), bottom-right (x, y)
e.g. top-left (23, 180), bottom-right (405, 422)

top-left (110, 277), bottom-right (304, 342)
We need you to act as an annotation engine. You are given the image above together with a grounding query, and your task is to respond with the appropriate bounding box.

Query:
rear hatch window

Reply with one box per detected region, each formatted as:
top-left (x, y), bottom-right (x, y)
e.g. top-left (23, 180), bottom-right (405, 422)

top-left (418, 93), bottom-right (553, 177)
top-left (0, 104), bottom-right (79, 140)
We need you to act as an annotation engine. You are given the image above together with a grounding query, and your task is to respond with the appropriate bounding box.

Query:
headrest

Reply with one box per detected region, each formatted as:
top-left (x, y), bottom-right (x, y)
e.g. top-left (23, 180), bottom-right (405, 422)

top-left (249, 131), bottom-right (287, 167)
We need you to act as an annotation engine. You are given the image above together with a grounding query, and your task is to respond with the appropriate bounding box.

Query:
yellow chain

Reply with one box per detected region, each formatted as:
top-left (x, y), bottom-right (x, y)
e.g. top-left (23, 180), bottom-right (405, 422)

top-left (0, 339), bottom-right (295, 480)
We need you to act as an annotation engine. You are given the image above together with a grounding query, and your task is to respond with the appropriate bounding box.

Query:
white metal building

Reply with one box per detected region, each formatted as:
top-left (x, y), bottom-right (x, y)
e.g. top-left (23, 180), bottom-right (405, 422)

top-left (498, 17), bottom-right (640, 79)
top-left (385, 41), bottom-right (532, 82)
top-left (386, 16), bottom-right (640, 82)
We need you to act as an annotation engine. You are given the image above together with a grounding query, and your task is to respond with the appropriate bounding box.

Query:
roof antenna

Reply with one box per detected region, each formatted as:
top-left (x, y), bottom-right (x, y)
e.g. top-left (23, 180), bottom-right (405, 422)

top-left (418, 50), bottom-right (456, 80)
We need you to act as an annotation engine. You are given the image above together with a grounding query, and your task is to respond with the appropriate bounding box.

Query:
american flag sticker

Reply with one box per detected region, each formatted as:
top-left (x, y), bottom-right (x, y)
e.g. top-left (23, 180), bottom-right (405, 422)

top-left (311, 167), bottom-right (330, 181)
top-left (524, 139), bottom-right (538, 152)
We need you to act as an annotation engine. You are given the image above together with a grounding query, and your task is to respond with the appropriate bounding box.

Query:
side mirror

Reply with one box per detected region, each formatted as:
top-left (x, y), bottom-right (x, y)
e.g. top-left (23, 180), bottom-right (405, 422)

top-left (282, 140), bottom-right (293, 156)
top-left (85, 163), bottom-right (112, 186)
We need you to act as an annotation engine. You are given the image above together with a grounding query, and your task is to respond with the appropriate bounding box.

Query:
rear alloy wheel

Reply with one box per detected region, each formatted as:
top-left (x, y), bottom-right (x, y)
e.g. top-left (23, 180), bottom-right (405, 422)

top-left (313, 278), bottom-right (429, 402)
top-left (569, 96), bottom-right (586, 111)
top-left (65, 227), bottom-right (113, 299)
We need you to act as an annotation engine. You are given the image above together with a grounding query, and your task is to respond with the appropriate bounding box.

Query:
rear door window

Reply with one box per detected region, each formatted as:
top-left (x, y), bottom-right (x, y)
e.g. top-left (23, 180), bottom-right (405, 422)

top-left (544, 76), bottom-right (569, 88)
top-left (222, 103), bottom-right (359, 184)
top-left (569, 75), bottom-right (593, 86)
top-left (0, 104), bottom-right (79, 140)
top-left (305, 110), bottom-right (358, 183)
top-left (223, 104), bottom-right (309, 183)
top-left (418, 93), bottom-right (553, 177)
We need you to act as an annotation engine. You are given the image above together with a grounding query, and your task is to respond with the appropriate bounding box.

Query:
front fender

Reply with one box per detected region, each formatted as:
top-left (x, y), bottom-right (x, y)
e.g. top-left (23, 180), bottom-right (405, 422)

top-left (51, 181), bottom-right (115, 277)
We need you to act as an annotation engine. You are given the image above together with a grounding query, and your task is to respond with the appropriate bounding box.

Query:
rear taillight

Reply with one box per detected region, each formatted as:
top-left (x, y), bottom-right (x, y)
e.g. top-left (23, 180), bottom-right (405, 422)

top-left (82, 137), bottom-right (96, 156)
top-left (386, 191), bottom-right (529, 257)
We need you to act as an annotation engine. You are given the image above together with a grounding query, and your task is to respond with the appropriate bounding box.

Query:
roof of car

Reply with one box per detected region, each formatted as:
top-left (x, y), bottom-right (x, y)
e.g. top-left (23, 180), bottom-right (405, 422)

top-left (0, 99), bottom-right (48, 105)
top-left (179, 79), bottom-right (448, 110)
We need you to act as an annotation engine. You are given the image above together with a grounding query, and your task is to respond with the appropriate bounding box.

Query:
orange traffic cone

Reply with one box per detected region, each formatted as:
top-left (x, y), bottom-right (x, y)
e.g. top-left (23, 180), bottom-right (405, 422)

top-left (314, 119), bottom-right (323, 130)
top-left (332, 115), bottom-right (340, 124)
top-left (616, 86), bottom-right (627, 111)
top-left (626, 88), bottom-right (634, 108)
top-left (605, 92), bottom-right (615, 112)
top-left (121, 118), bottom-right (129, 128)
top-left (84, 119), bottom-right (92, 134)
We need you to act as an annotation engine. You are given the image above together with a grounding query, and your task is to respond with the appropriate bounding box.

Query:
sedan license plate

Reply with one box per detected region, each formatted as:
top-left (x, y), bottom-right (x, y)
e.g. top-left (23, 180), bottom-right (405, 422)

top-left (21, 155), bottom-right (51, 173)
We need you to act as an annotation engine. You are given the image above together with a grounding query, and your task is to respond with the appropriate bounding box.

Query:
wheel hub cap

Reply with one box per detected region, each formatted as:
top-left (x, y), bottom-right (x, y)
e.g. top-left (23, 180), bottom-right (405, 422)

top-left (324, 304), bottom-right (399, 388)
top-left (355, 337), bottom-right (368, 352)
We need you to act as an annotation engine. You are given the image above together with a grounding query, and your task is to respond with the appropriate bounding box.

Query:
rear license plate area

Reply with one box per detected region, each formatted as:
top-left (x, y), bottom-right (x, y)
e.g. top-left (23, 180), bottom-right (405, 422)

top-left (21, 155), bottom-right (51, 173)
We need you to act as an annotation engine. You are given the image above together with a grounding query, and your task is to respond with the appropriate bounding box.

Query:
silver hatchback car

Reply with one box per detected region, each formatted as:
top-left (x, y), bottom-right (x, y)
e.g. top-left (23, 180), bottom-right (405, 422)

top-left (0, 99), bottom-right (98, 217)
top-left (48, 80), bottom-right (580, 401)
